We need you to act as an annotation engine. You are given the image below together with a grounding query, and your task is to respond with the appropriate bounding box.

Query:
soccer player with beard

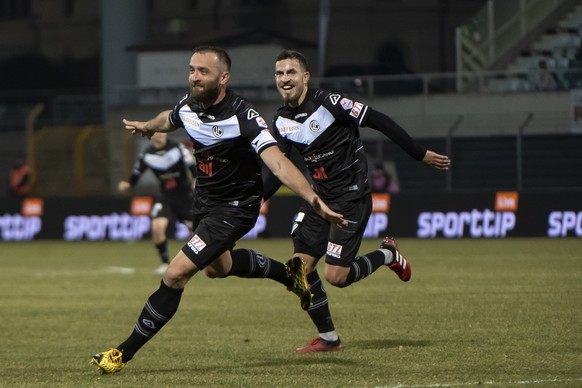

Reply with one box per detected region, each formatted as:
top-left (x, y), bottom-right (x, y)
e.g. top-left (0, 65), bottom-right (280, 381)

top-left (263, 50), bottom-right (450, 353)
top-left (91, 46), bottom-right (346, 374)
top-left (118, 132), bottom-right (196, 275)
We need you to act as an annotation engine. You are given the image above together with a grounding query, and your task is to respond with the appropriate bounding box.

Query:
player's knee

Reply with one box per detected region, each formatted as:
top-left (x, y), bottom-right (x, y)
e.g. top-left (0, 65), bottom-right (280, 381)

top-left (324, 268), bottom-right (348, 288)
top-left (203, 266), bottom-right (223, 279)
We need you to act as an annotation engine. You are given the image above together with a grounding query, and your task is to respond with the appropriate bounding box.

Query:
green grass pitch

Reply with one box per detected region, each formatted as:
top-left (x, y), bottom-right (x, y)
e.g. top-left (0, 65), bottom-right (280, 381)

top-left (1, 238), bottom-right (581, 387)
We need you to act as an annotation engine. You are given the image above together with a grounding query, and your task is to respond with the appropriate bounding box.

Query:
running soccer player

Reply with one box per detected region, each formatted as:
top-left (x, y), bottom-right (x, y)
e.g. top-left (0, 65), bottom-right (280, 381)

top-left (119, 132), bottom-right (196, 274)
top-left (91, 46), bottom-right (345, 374)
top-left (263, 50), bottom-right (450, 353)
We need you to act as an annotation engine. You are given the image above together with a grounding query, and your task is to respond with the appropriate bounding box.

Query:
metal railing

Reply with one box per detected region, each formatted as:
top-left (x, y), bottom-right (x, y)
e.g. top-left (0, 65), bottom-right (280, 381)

top-left (456, 0), bottom-right (574, 91)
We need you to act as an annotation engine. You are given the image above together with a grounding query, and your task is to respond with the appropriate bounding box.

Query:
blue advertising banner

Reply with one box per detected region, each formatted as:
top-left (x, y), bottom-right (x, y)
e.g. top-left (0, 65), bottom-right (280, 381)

top-left (1, 191), bottom-right (581, 241)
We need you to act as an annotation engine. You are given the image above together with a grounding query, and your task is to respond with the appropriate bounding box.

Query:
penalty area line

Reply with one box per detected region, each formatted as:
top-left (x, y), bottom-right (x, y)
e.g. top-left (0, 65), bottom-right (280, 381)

top-left (33, 266), bottom-right (136, 277)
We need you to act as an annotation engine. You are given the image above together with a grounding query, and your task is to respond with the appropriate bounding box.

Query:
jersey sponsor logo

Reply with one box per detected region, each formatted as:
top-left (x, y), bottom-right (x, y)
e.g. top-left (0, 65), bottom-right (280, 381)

top-left (350, 102), bottom-right (364, 119)
top-left (256, 116), bottom-right (268, 128)
top-left (309, 120), bottom-right (320, 132)
top-left (312, 166), bottom-right (328, 180)
top-left (326, 242), bottom-right (343, 258)
top-left (212, 126), bottom-right (223, 138)
top-left (279, 125), bottom-right (300, 134)
top-left (187, 234), bottom-right (207, 254)
top-left (247, 109), bottom-right (260, 120)
top-left (199, 112), bottom-right (215, 120)
top-left (198, 160), bottom-right (213, 176)
top-left (340, 98), bottom-right (353, 110)
top-left (182, 115), bottom-right (202, 129)
top-left (294, 113), bottom-right (308, 119)
top-left (304, 149), bottom-right (334, 163)
top-left (329, 94), bottom-right (341, 105)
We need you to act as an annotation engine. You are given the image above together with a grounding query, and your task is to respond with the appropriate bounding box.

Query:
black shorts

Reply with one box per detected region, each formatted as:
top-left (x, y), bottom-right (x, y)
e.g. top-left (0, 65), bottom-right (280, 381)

top-left (181, 197), bottom-right (259, 270)
top-left (151, 194), bottom-right (194, 224)
top-left (291, 194), bottom-right (372, 267)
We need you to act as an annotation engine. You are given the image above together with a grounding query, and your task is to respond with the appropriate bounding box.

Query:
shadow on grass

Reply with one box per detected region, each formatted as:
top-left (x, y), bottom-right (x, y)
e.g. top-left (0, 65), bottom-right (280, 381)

top-left (348, 338), bottom-right (432, 350)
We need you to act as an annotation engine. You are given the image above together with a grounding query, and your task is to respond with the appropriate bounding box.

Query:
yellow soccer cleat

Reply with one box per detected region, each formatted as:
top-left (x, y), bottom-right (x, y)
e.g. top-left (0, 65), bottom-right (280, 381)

top-left (284, 257), bottom-right (312, 311)
top-left (91, 348), bottom-right (125, 374)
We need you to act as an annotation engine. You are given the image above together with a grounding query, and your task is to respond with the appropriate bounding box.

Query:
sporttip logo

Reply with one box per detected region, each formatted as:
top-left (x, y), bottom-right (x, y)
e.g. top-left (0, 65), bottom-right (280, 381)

top-left (417, 192), bottom-right (518, 238)
top-left (547, 211), bottom-right (582, 237)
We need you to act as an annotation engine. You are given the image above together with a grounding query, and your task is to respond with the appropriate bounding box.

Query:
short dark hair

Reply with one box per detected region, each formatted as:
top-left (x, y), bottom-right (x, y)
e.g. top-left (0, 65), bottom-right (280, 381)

top-left (193, 45), bottom-right (231, 71)
top-left (276, 50), bottom-right (309, 72)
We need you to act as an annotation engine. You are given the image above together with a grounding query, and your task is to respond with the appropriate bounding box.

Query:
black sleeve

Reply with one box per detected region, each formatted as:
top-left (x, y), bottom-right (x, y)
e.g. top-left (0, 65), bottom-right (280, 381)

top-left (363, 108), bottom-right (427, 161)
top-left (128, 155), bottom-right (147, 186)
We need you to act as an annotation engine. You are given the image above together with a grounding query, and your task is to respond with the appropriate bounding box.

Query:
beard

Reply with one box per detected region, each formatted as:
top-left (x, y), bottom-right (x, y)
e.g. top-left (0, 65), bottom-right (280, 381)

top-left (279, 84), bottom-right (303, 107)
top-left (191, 78), bottom-right (221, 108)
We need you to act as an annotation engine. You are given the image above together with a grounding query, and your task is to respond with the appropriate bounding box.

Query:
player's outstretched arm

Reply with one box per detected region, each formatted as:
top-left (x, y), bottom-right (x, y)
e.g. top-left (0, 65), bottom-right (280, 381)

top-left (122, 110), bottom-right (174, 139)
top-left (422, 150), bottom-right (451, 170)
top-left (260, 146), bottom-right (346, 228)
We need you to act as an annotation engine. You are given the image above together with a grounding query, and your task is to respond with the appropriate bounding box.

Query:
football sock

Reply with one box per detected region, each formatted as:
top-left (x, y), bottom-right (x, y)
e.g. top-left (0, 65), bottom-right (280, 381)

top-left (227, 249), bottom-right (287, 284)
top-left (117, 280), bottom-right (183, 362)
top-left (306, 270), bottom-right (337, 336)
top-left (319, 331), bottom-right (340, 343)
top-left (155, 241), bottom-right (169, 264)
top-left (342, 250), bottom-right (386, 287)
top-left (380, 248), bottom-right (394, 265)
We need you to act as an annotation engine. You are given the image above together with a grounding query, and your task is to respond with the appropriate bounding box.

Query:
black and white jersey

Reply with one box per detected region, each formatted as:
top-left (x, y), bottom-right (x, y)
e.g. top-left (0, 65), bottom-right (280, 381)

top-left (273, 88), bottom-right (371, 202)
top-left (129, 138), bottom-right (195, 200)
top-left (169, 89), bottom-right (276, 207)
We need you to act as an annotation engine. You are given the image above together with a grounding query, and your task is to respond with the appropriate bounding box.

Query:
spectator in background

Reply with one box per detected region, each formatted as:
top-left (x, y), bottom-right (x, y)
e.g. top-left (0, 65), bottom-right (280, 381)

top-left (534, 59), bottom-right (558, 91)
top-left (566, 42), bottom-right (582, 89)
top-left (370, 163), bottom-right (399, 194)
top-left (8, 156), bottom-right (31, 197)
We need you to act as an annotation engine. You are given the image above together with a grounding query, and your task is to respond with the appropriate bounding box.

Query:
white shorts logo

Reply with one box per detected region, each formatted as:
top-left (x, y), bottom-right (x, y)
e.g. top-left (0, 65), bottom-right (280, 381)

top-left (187, 234), bottom-right (207, 254)
top-left (326, 242), bottom-right (343, 258)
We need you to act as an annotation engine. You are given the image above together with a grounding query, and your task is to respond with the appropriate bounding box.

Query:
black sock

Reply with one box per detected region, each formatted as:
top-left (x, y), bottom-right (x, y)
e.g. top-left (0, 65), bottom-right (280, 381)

top-left (226, 249), bottom-right (287, 284)
top-left (155, 241), bottom-right (169, 264)
top-left (306, 270), bottom-right (335, 333)
top-left (117, 280), bottom-right (183, 362)
top-left (342, 250), bottom-right (386, 287)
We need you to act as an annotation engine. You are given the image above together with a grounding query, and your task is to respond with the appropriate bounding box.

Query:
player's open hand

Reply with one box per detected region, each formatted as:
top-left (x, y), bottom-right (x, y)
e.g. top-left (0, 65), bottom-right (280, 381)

top-left (311, 196), bottom-right (347, 228)
top-left (123, 119), bottom-right (155, 139)
top-left (422, 150), bottom-right (451, 170)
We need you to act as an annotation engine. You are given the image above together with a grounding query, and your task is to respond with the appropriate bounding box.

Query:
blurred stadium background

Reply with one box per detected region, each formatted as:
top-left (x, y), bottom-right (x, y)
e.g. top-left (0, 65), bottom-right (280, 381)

top-left (1, 0), bottom-right (581, 240)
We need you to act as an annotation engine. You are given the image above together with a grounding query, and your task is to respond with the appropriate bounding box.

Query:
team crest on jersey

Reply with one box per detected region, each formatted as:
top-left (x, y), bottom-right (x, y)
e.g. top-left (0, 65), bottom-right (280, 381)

top-left (326, 242), bottom-right (343, 258)
top-left (309, 120), bottom-right (320, 132)
top-left (256, 116), bottom-right (268, 128)
top-left (212, 126), bottom-right (223, 137)
top-left (340, 98), bottom-right (353, 110)
top-left (247, 109), bottom-right (260, 120)
top-left (187, 234), bottom-right (207, 254)
top-left (329, 94), bottom-right (341, 105)
top-left (350, 102), bottom-right (364, 119)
